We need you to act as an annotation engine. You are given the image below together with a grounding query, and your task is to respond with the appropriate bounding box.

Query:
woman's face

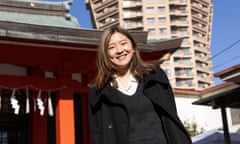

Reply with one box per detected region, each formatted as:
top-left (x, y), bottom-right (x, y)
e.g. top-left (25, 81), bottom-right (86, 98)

top-left (107, 32), bottom-right (135, 70)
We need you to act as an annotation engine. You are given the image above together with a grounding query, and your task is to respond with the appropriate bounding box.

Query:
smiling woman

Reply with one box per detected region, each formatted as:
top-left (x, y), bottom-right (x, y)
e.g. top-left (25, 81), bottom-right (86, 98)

top-left (108, 32), bottom-right (135, 72)
top-left (88, 26), bottom-right (192, 144)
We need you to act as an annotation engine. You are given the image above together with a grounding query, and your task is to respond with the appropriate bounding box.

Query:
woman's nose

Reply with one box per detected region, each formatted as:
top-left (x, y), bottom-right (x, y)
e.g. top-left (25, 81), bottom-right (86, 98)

top-left (116, 45), bottom-right (123, 53)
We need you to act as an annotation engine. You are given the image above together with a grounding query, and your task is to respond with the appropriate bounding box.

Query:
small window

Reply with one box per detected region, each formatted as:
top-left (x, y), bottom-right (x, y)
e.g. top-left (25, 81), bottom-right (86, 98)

top-left (148, 28), bottom-right (156, 34)
top-left (147, 18), bottom-right (155, 23)
top-left (146, 7), bottom-right (154, 13)
top-left (159, 28), bottom-right (167, 34)
top-left (158, 6), bottom-right (165, 12)
top-left (158, 17), bottom-right (166, 23)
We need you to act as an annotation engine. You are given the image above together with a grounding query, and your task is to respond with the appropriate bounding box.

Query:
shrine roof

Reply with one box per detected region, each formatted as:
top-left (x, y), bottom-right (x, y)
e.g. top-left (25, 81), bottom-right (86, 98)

top-left (0, 0), bottom-right (80, 28)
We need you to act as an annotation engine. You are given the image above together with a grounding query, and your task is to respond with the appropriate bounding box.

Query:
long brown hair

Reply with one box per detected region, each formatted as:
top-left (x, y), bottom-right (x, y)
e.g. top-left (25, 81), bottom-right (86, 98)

top-left (93, 26), bottom-right (154, 90)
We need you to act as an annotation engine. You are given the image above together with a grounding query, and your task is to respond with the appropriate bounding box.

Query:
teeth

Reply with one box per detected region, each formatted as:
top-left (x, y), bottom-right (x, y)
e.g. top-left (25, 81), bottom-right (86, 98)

top-left (117, 54), bottom-right (126, 59)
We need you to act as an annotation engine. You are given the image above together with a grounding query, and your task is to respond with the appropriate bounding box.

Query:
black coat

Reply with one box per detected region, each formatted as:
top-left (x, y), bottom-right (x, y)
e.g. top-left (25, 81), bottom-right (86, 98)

top-left (89, 67), bottom-right (192, 144)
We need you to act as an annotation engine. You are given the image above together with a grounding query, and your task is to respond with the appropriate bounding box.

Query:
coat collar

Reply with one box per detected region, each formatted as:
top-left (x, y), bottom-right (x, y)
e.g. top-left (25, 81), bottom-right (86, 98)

top-left (90, 67), bottom-right (170, 108)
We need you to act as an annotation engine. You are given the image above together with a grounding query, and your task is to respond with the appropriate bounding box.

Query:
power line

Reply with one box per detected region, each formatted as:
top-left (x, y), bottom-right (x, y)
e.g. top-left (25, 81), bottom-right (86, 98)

top-left (211, 39), bottom-right (240, 59)
top-left (213, 56), bottom-right (240, 69)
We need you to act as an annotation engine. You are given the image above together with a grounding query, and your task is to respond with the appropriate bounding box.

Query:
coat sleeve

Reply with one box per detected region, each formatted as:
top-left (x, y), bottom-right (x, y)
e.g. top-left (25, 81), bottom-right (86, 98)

top-left (88, 88), bottom-right (102, 144)
top-left (156, 67), bottom-right (193, 144)
top-left (155, 66), bottom-right (178, 113)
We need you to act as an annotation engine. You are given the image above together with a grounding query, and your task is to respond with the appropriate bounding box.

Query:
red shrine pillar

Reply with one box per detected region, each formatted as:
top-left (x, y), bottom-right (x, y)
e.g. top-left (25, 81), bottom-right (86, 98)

top-left (56, 63), bottom-right (75, 144)
top-left (28, 66), bottom-right (47, 144)
top-left (81, 93), bottom-right (90, 144)
top-left (81, 69), bottom-right (96, 144)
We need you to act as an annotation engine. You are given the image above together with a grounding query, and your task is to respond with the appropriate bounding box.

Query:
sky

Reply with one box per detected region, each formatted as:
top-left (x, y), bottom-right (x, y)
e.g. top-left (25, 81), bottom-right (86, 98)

top-left (51, 0), bottom-right (240, 85)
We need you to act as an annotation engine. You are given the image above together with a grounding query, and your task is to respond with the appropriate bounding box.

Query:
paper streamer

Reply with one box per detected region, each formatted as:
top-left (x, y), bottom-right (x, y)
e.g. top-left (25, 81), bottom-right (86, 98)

top-left (48, 92), bottom-right (54, 117)
top-left (37, 90), bottom-right (45, 116)
top-left (10, 89), bottom-right (20, 115)
top-left (25, 87), bottom-right (30, 114)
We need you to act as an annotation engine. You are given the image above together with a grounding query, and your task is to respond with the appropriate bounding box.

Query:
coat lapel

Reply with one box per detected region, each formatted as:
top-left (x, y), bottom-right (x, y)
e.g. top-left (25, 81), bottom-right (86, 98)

top-left (90, 84), bottom-right (124, 108)
top-left (143, 67), bottom-right (178, 119)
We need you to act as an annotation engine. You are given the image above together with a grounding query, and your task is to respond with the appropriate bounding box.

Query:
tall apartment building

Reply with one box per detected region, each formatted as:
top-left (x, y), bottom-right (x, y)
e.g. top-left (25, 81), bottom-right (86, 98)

top-left (86, 0), bottom-right (214, 90)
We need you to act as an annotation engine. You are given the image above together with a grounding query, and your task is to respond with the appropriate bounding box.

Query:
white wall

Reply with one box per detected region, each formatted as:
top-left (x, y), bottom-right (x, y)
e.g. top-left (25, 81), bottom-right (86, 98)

top-left (175, 97), bottom-right (223, 132)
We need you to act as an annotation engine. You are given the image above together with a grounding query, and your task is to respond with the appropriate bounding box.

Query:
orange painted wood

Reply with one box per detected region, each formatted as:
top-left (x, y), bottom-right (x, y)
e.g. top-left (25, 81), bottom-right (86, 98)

top-left (56, 77), bottom-right (75, 144)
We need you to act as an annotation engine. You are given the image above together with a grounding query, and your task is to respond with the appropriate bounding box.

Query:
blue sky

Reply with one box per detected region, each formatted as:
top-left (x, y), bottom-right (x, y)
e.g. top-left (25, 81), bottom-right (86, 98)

top-left (52, 0), bottom-right (240, 85)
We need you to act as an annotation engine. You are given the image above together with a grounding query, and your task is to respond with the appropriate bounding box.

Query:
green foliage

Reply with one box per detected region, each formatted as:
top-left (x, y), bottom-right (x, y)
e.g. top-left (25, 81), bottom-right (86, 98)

top-left (183, 119), bottom-right (205, 137)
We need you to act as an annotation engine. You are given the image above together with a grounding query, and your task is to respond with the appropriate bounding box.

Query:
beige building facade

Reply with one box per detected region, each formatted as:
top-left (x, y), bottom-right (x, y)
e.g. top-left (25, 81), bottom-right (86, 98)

top-left (86, 0), bottom-right (214, 90)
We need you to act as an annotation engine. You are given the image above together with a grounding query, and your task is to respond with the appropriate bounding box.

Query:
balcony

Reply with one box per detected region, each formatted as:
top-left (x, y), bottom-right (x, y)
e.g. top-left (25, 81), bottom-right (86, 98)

top-left (192, 14), bottom-right (208, 25)
top-left (193, 45), bottom-right (209, 54)
top-left (194, 0), bottom-right (209, 8)
top-left (195, 54), bottom-right (208, 62)
top-left (122, 11), bottom-right (142, 19)
top-left (191, 2), bottom-right (208, 15)
top-left (171, 20), bottom-right (188, 27)
top-left (96, 7), bottom-right (118, 21)
top-left (193, 35), bottom-right (207, 44)
top-left (94, 0), bottom-right (118, 13)
top-left (192, 24), bottom-right (207, 33)
top-left (175, 79), bottom-right (195, 89)
top-left (122, 1), bottom-right (142, 9)
top-left (99, 19), bottom-right (119, 30)
top-left (174, 58), bottom-right (193, 68)
top-left (170, 9), bottom-right (188, 16)
top-left (175, 70), bottom-right (193, 79)
top-left (196, 62), bottom-right (211, 72)
top-left (124, 21), bottom-right (143, 30)
top-left (169, 0), bottom-right (187, 6)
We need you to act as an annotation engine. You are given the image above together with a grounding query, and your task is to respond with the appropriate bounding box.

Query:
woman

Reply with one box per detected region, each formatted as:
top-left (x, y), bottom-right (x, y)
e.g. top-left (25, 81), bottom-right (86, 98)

top-left (89, 26), bottom-right (192, 144)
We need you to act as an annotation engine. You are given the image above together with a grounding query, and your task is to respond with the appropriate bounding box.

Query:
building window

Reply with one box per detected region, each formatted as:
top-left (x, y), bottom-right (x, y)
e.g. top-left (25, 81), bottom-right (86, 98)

top-left (123, 11), bottom-right (131, 17)
top-left (180, 29), bottom-right (188, 35)
top-left (181, 19), bottom-right (188, 24)
top-left (176, 79), bottom-right (193, 87)
top-left (147, 18), bottom-right (155, 23)
top-left (182, 39), bottom-right (189, 45)
top-left (182, 59), bottom-right (192, 66)
top-left (186, 80), bottom-right (193, 87)
top-left (180, 0), bottom-right (186, 3)
top-left (174, 58), bottom-right (192, 66)
top-left (175, 69), bottom-right (192, 76)
top-left (179, 7), bottom-right (187, 14)
top-left (124, 21), bottom-right (132, 28)
top-left (158, 6), bottom-right (165, 12)
top-left (137, 21), bottom-right (143, 27)
top-left (148, 28), bottom-right (156, 35)
top-left (176, 80), bottom-right (183, 87)
top-left (182, 49), bottom-right (191, 55)
top-left (159, 28), bottom-right (167, 34)
top-left (146, 7), bottom-right (154, 13)
top-left (158, 17), bottom-right (166, 23)
top-left (122, 1), bottom-right (131, 7)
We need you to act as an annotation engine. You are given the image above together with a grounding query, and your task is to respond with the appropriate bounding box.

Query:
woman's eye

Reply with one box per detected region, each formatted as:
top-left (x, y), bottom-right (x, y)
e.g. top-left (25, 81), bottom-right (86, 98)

top-left (121, 42), bottom-right (127, 46)
top-left (108, 46), bottom-right (114, 49)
